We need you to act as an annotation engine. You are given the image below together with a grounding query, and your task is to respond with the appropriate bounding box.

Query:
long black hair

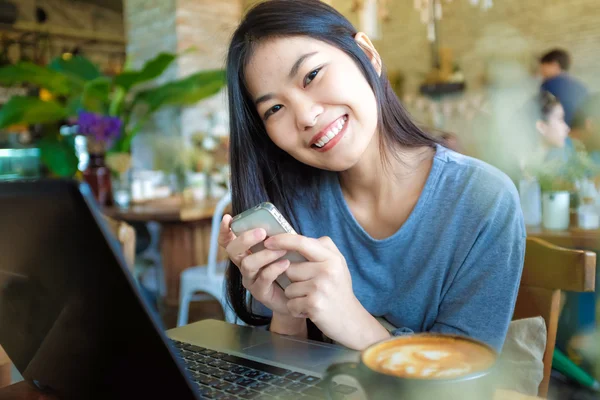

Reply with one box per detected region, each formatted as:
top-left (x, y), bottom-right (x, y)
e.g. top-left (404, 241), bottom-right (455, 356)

top-left (225, 0), bottom-right (438, 327)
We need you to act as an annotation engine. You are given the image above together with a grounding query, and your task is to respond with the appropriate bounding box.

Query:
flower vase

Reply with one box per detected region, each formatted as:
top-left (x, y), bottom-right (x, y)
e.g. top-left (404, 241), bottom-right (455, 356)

top-left (83, 152), bottom-right (113, 206)
top-left (112, 171), bottom-right (131, 209)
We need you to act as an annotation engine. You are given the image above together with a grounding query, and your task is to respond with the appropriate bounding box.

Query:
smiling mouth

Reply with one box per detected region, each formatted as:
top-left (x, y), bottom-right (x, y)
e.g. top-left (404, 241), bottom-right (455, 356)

top-left (311, 115), bottom-right (348, 149)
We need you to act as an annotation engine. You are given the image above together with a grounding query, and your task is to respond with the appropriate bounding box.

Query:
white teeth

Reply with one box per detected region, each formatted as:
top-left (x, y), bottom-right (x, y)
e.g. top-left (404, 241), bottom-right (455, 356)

top-left (313, 116), bottom-right (347, 148)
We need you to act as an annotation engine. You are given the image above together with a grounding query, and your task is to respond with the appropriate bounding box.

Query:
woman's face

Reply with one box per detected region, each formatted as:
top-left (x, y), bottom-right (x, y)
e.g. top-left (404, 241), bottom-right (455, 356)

top-left (245, 35), bottom-right (379, 171)
top-left (537, 104), bottom-right (570, 148)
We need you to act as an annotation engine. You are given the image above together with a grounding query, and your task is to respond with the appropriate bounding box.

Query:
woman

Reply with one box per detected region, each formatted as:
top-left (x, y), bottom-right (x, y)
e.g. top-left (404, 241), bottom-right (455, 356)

top-left (218, 0), bottom-right (525, 352)
top-left (531, 91), bottom-right (571, 163)
top-left (515, 91), bottom-right (572, 177)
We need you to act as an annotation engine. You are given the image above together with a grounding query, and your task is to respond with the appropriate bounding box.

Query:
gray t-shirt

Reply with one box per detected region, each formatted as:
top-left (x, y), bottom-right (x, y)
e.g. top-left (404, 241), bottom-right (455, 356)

top-left (259, 145), bottom-right (526, 351)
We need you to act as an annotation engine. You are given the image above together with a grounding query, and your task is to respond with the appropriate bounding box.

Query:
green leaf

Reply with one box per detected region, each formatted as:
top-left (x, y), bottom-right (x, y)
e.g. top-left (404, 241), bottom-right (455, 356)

top-left (132, 69), bottom-right (226, 113)
top-left (39, 134), bottom-right (79, 178)
top-left (0, 62), bottom-right (76, 95)
top-left (109, 86), bottom-right (126, 117)
top-left (66, 95), bottom-right (83, 116)
top-left (82, 77), bottom-right (112, 113)
top-left (110, 119), bottom-right (145, 153)
top-left (48, 55), bottom-right (102, 81)
top-left (114, 53), bottom-right (177, 91)
top-left (0, 96), bottom-right (68, 128)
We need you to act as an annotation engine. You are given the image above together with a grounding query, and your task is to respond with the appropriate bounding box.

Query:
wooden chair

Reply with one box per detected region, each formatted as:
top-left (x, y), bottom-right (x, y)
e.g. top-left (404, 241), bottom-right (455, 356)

top-left (513, 237), bottom-right (596, 397)
top-left (101, 215), bottom-right (136, 272)
top-left (0, 216), bottom-right (136, 388)
top-left (0, 347), bottom-right (9, 389)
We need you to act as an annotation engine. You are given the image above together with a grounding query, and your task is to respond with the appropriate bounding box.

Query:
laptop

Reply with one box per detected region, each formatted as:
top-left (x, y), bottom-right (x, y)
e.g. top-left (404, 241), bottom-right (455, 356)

top-left (0, 180), bottom-right (359, 400)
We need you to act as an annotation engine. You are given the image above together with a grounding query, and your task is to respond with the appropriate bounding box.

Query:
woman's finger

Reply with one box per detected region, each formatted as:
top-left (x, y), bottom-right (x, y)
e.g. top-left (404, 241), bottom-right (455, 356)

top-left (253, 259), bottom-right (290, 296)
top-left (239, 249), bottom-right (287, 282)
top-left (317, 236), bottom-right (340, 254)
top-left (218, 214), bottom-right (237, 247)
top-left (285, 261), bottom-right (320, 283)
top-left (263, 234), bottom-right (330, 262)
top-left (284, 279), bottom-right (314, 299)
top-left (225, 228), bottom-right (267, 260)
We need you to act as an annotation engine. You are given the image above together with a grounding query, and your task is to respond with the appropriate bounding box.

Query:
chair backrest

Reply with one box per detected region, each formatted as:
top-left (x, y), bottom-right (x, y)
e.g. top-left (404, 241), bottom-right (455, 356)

top-left (102, 215), bottom-right (136, 272)
top-left (207, 191), bottom-right (232, 277)
top-left (513, 237), bottom-right (596, 397)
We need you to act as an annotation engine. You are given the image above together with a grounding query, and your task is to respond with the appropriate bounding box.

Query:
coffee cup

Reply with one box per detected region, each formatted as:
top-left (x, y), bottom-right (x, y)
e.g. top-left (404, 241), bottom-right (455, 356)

top-left (323, 333), bottom-right (498, 400)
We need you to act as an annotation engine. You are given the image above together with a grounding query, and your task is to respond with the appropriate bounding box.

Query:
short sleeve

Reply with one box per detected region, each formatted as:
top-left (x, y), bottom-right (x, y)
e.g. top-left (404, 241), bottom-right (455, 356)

top-left (428, 188), bottom-right (526, 351)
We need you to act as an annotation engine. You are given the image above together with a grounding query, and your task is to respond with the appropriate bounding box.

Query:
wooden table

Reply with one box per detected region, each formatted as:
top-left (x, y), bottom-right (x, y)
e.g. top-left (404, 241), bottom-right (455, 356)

top-left (104, 198), bottom-right (229, 306)
top-left (527, 225), bottom-right (600, 251)
top-left (0, 382), bottom-right (541, 399)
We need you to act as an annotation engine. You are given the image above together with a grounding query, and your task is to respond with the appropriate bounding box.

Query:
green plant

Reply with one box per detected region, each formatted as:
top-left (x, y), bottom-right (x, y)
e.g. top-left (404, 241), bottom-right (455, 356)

top-left (532, 150), bottom-right (600, 193)
top-left (0, 53), bottom-right (226, 176)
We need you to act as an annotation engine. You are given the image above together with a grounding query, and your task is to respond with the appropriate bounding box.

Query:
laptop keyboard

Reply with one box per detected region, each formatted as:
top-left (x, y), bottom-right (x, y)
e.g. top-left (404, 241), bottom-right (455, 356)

top-left (171, 339), bottom-right (357, 400)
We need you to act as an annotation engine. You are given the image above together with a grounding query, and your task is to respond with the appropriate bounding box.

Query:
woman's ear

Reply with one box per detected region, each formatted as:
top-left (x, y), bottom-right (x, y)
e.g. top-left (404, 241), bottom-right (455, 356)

top-left (536, 120), bottom-right (547, 137)
top-left (355, 32), bottom-right (382, 76)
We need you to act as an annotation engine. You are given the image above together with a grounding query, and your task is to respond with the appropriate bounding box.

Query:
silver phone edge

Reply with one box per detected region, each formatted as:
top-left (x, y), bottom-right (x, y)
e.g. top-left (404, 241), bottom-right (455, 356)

top-left (229, 202), bottom-right (295, 290)
top-left (230, 202), bottom-right (296, 235)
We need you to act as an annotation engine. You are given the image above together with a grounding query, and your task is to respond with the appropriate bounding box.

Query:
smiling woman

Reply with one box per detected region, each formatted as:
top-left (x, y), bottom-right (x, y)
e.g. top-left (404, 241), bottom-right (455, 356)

top-left (220, 0), bottom-right (526, 352)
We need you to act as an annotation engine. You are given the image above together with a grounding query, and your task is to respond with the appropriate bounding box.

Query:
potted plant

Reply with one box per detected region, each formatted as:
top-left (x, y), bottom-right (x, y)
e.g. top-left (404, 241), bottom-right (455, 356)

top-left (541, 184), bottom-right (572, 230)
top-left (534, 150), bottom-right (600, 230)
top-left (566, 150), bottom-right (600, 229)
top-left (0, 52), bottom-right (226, 195)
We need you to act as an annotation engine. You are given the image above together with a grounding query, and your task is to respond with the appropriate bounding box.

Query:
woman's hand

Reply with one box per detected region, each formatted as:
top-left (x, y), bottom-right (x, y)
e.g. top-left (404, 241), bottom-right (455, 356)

top-left (263, 234), bottom-right (373, 346)
top-left (217, 214), bottom-right (293, 317)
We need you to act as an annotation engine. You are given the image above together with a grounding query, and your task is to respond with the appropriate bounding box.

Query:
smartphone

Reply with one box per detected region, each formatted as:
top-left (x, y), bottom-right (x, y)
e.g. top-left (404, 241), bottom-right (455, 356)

top-left (230, 202), bottom-right (307, 289)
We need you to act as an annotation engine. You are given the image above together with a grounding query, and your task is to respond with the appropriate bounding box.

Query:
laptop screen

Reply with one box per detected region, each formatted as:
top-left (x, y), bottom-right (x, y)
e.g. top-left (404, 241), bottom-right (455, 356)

top-left (0, 180), bottom-right (197, 400)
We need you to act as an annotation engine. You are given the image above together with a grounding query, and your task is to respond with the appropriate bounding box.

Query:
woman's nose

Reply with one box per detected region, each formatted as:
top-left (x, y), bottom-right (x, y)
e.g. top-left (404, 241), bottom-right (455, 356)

top-left (295, 101), bottom-right (324, 131)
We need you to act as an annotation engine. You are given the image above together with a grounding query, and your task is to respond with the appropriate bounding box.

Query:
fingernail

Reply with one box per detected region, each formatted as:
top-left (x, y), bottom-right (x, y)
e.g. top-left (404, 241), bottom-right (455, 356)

top-left (263, 238), bottom-right (273, 248)
top-left (255, 228), bottom-right (266, 239)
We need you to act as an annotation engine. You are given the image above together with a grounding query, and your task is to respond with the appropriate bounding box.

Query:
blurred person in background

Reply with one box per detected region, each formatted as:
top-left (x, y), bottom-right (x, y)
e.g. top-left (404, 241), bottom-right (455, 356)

top-left (539, 48), bottom-right (589, 128)
top-left (530, 91), bottom-right (572, 164)
top-left (482, 91), bottom-right (570, 182)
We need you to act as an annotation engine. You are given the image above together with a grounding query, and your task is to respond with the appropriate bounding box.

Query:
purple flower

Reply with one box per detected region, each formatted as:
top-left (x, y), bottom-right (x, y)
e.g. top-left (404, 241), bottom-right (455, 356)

top-left (77, 111), bottom-right (122, 148)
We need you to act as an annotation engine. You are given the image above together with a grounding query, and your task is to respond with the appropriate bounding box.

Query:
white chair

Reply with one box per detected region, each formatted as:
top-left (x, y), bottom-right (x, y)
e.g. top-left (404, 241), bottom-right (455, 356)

top-left (177, 191), bottom-right (237, 326)
top-left (138, 221), bottom-right (166, 297)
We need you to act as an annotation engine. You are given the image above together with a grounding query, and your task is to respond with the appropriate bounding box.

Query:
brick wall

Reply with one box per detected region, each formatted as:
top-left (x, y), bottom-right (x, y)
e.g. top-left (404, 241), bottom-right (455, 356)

top-left (124, 0), bottom-right (180, 149)
top-left (124, 0), bottom-right (241, 168)
top-left (176, 0), bottom-right (241, 139)
top-left (124, 0), bottom-right (177, 73)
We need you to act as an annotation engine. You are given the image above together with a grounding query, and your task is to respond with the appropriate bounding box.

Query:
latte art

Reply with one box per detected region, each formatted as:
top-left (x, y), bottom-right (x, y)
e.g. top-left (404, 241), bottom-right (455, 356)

top-left (364, 336), bottom-right (496, 380)
top-left (375, 345), bottom-right (474, 378)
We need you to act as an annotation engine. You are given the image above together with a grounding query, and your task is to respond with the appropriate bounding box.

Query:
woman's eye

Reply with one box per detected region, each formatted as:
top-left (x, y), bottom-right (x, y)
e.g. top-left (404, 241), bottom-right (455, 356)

top-left (304, 68), bottom-right (321, 87)
top-left (264, 105), bottom-right (282, 120)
